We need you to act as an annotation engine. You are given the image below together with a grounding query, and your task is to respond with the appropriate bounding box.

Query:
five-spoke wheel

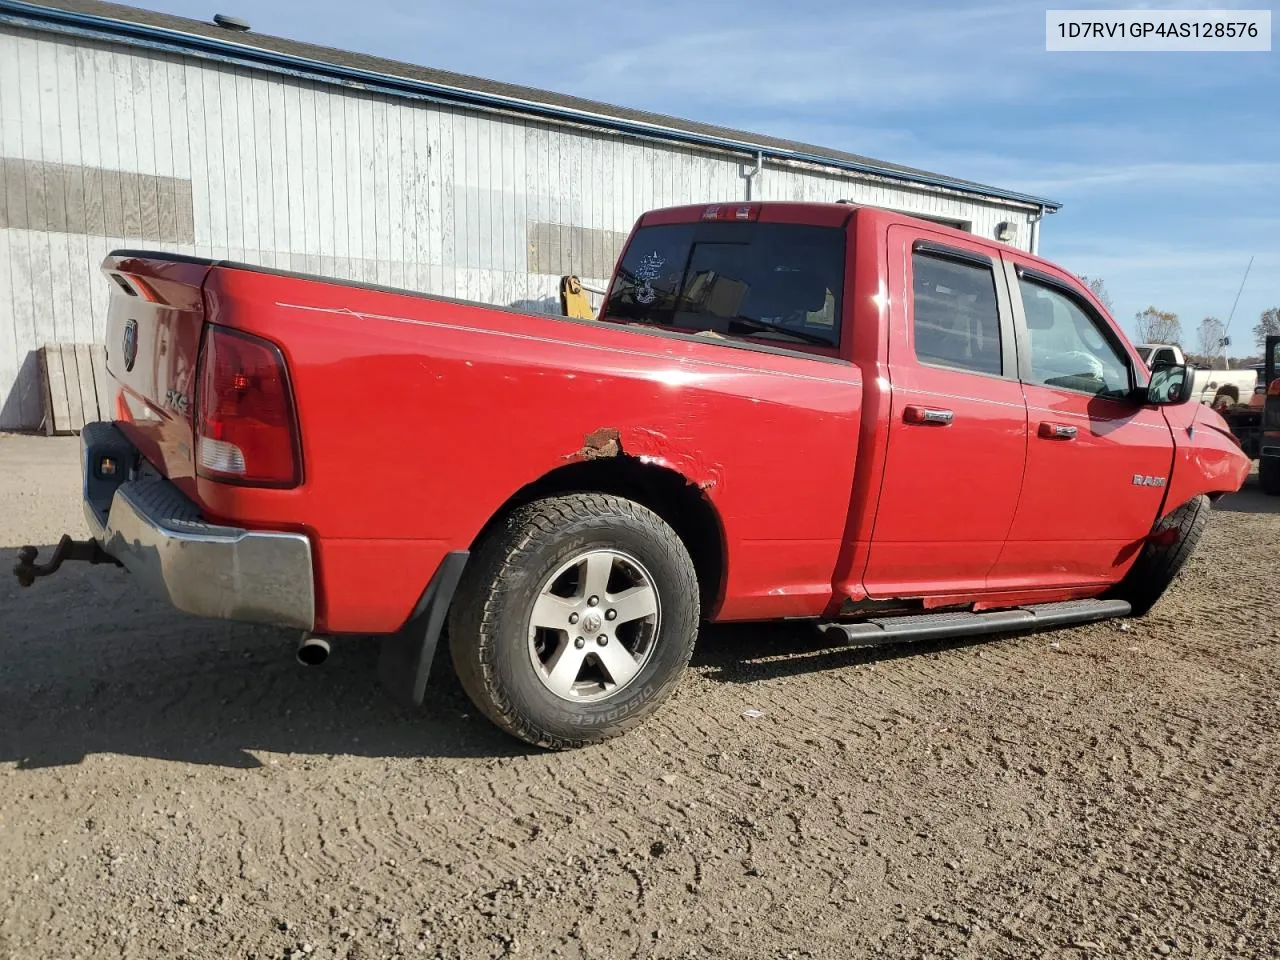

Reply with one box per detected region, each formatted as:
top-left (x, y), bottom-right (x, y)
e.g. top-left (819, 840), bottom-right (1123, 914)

top-left (449, 493), bottom-right (700, 749)
top-left (528, 549), bottom-right (661, 702)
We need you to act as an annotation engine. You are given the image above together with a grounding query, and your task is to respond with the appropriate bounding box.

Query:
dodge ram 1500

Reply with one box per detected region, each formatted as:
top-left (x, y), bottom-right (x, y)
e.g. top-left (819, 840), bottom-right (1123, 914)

top-left (15, 202), bottom-right (1251, 748)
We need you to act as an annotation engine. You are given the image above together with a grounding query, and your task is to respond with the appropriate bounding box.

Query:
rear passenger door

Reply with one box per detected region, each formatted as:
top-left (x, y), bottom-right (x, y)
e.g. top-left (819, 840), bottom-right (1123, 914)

top-left (862, 227), bottom-right (1028, 598)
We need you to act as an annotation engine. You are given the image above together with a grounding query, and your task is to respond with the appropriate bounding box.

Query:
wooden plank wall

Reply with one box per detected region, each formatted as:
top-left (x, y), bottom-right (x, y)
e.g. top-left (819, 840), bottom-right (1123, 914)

top-left (0, 23), bottom-right (1040, 430)
top-left (38, 342), bottom-right (110, 435)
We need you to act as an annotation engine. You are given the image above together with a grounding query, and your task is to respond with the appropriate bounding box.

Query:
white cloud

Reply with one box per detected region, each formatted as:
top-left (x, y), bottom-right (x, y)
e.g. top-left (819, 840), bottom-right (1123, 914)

top-left (987, 160), bottom-right (1280, 196)
top-left (569, 2), bottom-right (1041, 111)
top-left (1045, 244), bottom-right (1279, 344)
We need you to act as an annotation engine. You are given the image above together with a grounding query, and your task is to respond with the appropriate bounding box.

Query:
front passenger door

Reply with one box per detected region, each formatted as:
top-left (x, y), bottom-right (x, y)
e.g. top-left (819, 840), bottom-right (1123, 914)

top-left (989, 261), bottom-right (1175, 590)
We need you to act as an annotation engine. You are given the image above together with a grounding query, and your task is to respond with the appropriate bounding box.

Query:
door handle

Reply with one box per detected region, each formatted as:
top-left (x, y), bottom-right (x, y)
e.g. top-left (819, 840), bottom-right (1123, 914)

top-left (904, 405), bottom-right (954, 426)
top-left (1038, 421), bottom-right (1078, 440)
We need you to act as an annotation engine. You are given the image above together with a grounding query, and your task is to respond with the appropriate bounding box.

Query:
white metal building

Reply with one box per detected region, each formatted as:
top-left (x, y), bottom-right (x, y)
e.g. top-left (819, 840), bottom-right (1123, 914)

top-left (0, 0), bottom-right (1061, 430)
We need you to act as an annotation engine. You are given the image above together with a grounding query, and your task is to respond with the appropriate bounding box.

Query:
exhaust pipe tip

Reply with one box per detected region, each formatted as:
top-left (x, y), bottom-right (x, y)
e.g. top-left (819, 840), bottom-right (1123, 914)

top-left (297, 634), bottom-right (331, 666)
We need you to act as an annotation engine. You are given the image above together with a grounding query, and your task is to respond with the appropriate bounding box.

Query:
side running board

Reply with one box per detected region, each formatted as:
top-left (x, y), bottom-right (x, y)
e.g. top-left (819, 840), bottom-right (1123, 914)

top-left (821, 598), bottom-right (1132, 648)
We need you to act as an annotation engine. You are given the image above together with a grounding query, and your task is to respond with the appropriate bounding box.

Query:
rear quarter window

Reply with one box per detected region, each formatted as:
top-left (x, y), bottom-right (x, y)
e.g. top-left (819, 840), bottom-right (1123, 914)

top-left (604, 222), bottom-right (846, 349)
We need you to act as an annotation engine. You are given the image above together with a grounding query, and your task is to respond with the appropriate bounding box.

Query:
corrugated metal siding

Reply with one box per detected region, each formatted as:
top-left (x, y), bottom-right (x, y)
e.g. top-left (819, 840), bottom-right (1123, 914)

top-left (0, 25), bottom-right (1038, 430)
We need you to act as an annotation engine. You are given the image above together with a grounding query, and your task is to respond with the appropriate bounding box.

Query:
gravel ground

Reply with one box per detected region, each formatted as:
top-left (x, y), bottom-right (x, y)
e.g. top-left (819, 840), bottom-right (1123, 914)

top-left (1, 434), bottom-right (1278, 960)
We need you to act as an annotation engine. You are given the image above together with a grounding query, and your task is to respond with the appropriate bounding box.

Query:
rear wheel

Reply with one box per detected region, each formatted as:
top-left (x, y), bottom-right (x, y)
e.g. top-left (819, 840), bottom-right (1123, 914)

top-left (1261, 457), bottom-right (1280, 496)
top-left (1108, 496), bottom-right (1210, 617)
top-left (449, 493), bottom-right (700, 749)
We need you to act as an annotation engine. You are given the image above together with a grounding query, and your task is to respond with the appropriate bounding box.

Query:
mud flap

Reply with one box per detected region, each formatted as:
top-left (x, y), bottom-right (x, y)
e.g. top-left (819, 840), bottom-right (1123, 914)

top-left (376, 551), bottom-right (469, 708)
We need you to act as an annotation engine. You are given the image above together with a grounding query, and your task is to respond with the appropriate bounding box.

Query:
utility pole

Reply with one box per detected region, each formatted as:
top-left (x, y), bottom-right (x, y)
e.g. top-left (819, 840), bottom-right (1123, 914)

top-left (1220, 256), bottom-right (1254, 368)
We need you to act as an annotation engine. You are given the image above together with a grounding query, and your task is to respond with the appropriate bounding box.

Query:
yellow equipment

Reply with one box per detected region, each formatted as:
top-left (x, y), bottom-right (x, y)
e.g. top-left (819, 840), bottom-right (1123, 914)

top-left (559, 276), bottom-right (596, 320)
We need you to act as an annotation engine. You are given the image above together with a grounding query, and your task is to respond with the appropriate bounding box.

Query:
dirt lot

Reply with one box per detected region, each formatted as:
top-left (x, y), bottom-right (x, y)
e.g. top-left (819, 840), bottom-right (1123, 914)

top-left (1, 434), bottom-right (1278, 960)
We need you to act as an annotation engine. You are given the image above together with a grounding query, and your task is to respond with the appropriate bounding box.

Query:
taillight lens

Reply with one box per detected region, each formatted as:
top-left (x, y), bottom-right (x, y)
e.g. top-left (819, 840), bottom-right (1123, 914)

top-left (701, 204), bottom-right (760, 222)
top-left (195, 325), bottom-right (301, 487)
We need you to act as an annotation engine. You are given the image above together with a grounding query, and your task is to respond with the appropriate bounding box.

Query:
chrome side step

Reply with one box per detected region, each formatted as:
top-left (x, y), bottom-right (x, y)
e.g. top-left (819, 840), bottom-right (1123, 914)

top-left (821, 598), bottom-right (1131, 648)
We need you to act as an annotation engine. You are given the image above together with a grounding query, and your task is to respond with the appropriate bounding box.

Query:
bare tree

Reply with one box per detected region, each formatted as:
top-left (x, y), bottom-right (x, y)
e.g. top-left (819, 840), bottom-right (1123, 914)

top-left (1196, 316), bottom-right (1226, 366)
top-left (1255, 307), bottom-right (1280, 350)
top-left (1134, 307), bottom-right (1181, 345)
top-left (1079, 275), bottom-right (1114, 312)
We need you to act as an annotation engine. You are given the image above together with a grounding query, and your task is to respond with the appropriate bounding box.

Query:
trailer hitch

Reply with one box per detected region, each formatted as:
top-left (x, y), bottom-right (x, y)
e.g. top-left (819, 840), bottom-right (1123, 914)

top-left (13, 535), bottom-right (122, 587)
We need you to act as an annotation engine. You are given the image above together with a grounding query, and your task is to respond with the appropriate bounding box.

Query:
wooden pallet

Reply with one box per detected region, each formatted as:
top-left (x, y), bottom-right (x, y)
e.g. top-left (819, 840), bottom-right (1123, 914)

top-left (40, 343), bottom-right (112, 435)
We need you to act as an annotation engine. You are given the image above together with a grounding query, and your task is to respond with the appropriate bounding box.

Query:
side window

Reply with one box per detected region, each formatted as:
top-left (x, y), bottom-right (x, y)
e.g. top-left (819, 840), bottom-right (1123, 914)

top-left (911, 251), bottom-right (1002, 376)
top-left (1153, 348), bottom-right (1176, 366)
top-left (1018, 277), bottom-right (1131, 399)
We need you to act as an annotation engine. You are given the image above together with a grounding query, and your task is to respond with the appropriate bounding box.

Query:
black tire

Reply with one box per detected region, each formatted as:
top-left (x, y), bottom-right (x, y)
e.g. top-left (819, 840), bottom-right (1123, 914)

top-left (1261, 457), bottom-right (1280, 496)
top-left (448, 493), bottom-right (700, 749)
top-left (1109, 496), bottom-right (1210, 617)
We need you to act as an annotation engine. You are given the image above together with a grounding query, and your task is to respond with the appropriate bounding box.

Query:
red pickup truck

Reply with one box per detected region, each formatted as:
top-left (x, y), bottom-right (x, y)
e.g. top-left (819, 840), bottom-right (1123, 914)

top-left (16, 202), bottom-right (1250, 749)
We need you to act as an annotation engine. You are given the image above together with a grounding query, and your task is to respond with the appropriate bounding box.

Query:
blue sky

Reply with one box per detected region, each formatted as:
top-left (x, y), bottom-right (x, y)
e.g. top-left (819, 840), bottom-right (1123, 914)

top-left (151, 0), bottom-right (1277, 353)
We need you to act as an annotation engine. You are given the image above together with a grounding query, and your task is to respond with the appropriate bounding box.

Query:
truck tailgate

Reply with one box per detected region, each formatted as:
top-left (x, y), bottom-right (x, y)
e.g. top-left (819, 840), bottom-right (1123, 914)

top-left (102, 252), bottom-right (212, 494)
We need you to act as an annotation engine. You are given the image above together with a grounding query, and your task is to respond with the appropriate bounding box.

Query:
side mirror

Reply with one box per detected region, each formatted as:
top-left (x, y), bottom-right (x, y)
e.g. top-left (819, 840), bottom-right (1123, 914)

top-left (1141, 361), bottom-right (1195, 406)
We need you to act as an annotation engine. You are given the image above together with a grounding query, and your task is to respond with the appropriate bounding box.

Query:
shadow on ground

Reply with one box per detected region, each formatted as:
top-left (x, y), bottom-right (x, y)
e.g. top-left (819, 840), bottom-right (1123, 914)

top-left (3, 472), bottom-right (1264, 770)
top-left (1, 544), bottom-right (968, 770)
top-left (0, 548), bottom-right (517, 769)
top-left (1215, 473), bottom-right (1280, 514)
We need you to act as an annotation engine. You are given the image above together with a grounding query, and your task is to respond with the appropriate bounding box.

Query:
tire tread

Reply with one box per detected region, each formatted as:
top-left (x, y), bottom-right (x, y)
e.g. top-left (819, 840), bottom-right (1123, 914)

top-left (449, 493), bottom-right (699, 750)
top-left (1111, 495), bottom-right (1210, 616)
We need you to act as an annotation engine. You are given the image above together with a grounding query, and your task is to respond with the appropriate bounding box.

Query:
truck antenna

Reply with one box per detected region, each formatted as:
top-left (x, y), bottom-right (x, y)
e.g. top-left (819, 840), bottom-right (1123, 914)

top-left (1219, 255), bottom-right (1254, 368)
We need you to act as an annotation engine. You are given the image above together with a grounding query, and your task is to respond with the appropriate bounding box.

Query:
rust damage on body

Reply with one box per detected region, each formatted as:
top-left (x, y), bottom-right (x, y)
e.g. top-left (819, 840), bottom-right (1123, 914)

top-left (567, 426), bottom-right (722, 492)
top-left (574, 427), bottom-right (622, 460)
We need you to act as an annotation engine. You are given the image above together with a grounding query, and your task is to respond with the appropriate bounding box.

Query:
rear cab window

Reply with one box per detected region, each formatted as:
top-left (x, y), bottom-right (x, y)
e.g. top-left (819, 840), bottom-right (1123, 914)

top-left (603, 220), bottom-right (846, 353)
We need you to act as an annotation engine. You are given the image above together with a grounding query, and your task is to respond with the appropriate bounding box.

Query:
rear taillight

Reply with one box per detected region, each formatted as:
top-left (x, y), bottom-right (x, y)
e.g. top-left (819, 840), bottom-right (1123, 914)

top-left (1268, 379), bottom-right (1280, 397)
top-left (195, 325), bottom-right (301, 487)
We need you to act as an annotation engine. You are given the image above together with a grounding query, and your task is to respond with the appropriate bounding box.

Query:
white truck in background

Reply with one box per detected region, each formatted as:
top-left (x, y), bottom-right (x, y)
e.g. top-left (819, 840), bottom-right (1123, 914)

top-left (1135, 343), bottom-right (1257, 408)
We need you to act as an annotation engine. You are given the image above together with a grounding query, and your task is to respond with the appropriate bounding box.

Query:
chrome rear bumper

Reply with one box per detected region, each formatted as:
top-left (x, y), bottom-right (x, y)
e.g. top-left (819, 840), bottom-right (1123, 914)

top-left (81, 422), bottom-right (315, 630)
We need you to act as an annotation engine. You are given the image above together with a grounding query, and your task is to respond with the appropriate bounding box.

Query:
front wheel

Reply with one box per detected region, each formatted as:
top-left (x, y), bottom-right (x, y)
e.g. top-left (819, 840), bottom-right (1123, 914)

top-left (449, 493), bottom-right (700, 749)
top-left (1108, 496), bottom-right (1210, 617)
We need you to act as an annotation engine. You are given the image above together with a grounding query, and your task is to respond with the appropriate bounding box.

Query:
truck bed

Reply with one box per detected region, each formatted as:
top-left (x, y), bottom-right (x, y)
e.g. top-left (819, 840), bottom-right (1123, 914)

top-left (101, 250), bottom-right (870, 633)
